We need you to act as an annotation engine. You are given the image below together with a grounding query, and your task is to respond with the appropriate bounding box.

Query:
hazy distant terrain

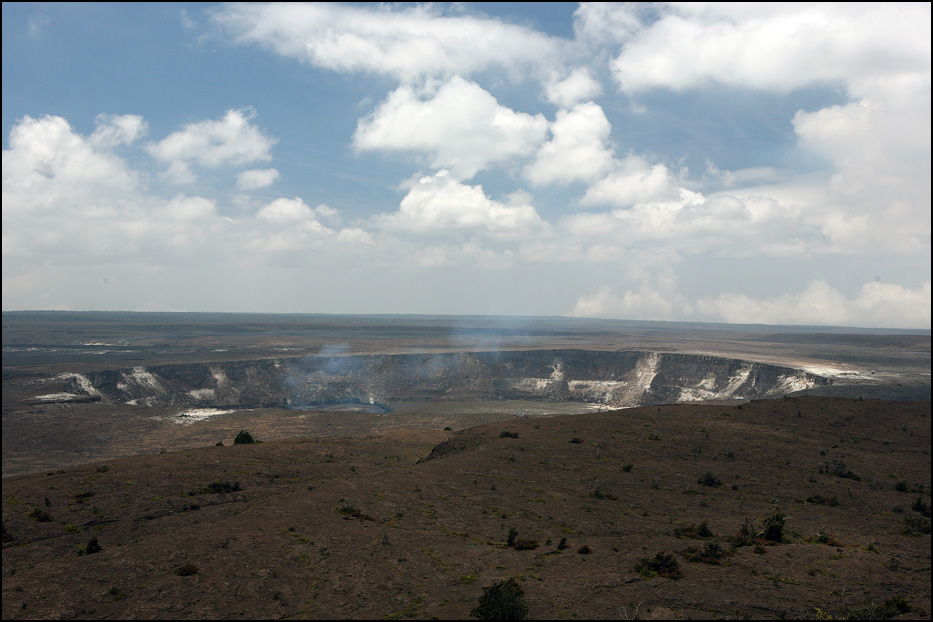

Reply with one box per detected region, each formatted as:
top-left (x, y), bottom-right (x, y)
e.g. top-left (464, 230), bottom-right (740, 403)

top-left (2, 311), bottom-right (929, 477)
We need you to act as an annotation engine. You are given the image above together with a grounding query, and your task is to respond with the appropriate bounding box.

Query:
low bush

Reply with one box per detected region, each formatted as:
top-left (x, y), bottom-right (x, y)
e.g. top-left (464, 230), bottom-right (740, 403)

top-left (674, 520), bottom-right (714, 539)
top-left (762, 510), bottom-right (787, 543)
top-left (635, 552), bottom-right (682, 579)
top-left (233, 430), bottom-right (258, 445)
top-left (698, 472), bottom-right (722, 487)
top-left (818, 459), bottom-right (860, 481)
top-left (84, 537), bottom-right (102, 555)
top-left (681, 538), bottom-right (727, 564)
top-left (29, 508), bottom-right (51, 522)
top-left (470, 578), bottom-right (528, 620)
top-left (499, 430), bottom-right (519, 439)
top-left (174, 564), bottom-right (199, 577)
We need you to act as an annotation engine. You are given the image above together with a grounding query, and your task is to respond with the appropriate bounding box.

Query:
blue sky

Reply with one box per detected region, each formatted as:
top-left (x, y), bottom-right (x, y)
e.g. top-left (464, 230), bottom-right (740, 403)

top-left (2, 2), bottom-right (930, 328)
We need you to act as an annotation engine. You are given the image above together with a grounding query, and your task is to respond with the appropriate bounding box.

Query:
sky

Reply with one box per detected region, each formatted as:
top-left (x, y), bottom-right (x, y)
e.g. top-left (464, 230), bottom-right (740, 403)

top-left (2, 2), bottom-right (930, 329)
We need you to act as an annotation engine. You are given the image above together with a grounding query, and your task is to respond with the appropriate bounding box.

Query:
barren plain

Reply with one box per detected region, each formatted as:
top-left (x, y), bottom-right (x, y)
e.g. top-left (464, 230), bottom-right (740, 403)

top-left (2, 311), bottom-right (930, 619)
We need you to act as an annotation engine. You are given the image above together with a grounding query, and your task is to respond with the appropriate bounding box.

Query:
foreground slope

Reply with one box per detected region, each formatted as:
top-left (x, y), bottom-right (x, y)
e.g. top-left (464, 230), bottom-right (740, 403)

top-left (2, 396), bottom-right (930, 620)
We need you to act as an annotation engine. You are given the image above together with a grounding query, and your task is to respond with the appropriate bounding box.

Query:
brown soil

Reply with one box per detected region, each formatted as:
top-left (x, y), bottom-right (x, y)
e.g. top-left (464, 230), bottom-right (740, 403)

top-left (2, 395), bottom-right (930, 620)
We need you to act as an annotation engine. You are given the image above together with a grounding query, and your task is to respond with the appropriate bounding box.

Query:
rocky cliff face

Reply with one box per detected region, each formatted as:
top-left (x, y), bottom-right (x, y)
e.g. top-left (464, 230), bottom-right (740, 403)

top-left (63, 350), bottom-right (827, 410)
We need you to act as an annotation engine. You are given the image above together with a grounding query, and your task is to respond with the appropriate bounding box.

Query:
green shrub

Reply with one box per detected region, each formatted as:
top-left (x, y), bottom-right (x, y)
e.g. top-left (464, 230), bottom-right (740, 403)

top-left (29, 508), bottom-right (51, 522)
top-left (674, 520), bottom-right (714, 539)
top-left (234, 430), bottom-right (257, 445)
top-left (681, 538), bottom-right (727, 564)
top-left (470, 578), bottom-right (528, 620)
top-left (819, 459), bottom-right (860, 481)
top-left (635, 552), bottom-right (682, 579)
top-left (85, 537), bottom-right (102, 555)
top-left (762, 510), bottom-right (787, 543)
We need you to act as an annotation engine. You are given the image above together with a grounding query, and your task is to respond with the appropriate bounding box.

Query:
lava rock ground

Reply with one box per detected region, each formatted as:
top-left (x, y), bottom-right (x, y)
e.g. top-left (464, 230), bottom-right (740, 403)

top-left (2, 396), bottom-right (930, 620)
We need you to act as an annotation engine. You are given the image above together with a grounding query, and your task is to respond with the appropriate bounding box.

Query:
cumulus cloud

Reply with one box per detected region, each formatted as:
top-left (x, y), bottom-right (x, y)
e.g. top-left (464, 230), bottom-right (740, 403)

top-left (236, 168), bottom-right (280, 190)
top-left (581, 155), bottom-right (680, 207)
top-left (792, 92), bottom-right (931, 253)
top-left (378, 170), bottom-right (547, 238)
top-left (545, 68), bottom-right (603, 108)
top-left (572, 284), bottom-right (684, 320)
top-left (2, 114), bottom-right (141, 217)
top-left (606, 3), bottom-right (931, 95)
top-left (696, 280), bottom-right (932, 329)
top-left (257, 197), bottom-right (329, 224)
top-left (353, 77), bottom-right (547, 180)
top-left (211, 2), bottom-right (562, 83)
top-left (524, 102), bottom-right (615, 186)
top-left (148, 108), bottom-right (276, 180)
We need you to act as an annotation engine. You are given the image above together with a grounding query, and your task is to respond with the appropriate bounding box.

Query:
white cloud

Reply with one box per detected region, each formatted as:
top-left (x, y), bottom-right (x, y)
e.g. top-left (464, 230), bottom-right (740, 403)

top-left (89, 114), bottom-right (148, 148)
top-left (581, 155), bottom-right (680, 207)
top-left (572, 3), bottom-right (643, 47)
top-left (792, 92), bottom-right (931, 254)
top-left (148, 108), bottom-right (276, 178)
top-left (545, 68), bottom-right (603, 108)
top-left (524, 102), bottom-right (615, 186)
top-left (573, 279), bottom-right (931, 329)
top-left (353, 77), bottom-right (548, 180)
top-left (696, 280), bottom-right (932, 329)
top-left (211, 2), bottom-right (563, 83)
top-left (607, 3), bottom-right (931, 95)
top-left (378, 170), bottom-right (547, 238)
top-left (164, 194), bottom-right (217, 221)
top-left (2, 114), bottom-right (140, 217)
top-left (257, 197), bottom-right (322, 224)
top-left (572, 281), bottom-right (685, 321)
top-left (236, 168), bottom-right (280, 190)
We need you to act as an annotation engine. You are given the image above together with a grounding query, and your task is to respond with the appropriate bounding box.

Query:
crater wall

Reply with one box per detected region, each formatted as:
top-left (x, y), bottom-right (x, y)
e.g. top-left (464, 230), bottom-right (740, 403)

top-left (67, 350), bottom-right (828, 409)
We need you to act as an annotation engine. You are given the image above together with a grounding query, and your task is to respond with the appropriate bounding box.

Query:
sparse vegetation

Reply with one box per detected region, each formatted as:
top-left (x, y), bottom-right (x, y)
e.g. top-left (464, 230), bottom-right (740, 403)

top-left (499, 430), bottom-right (519, 439)
top-left (762, 510), bottom-right (787, 543)
top-left (806, 494), bottom-right (840, 506)
top-left (470, 578), bottom-right (528, 620)
top-left (674, 520), bottom-right (714, 539)
top-left (189, 481), bottom-right (241, 495)
top-left (174, 564), bottom-right (199, 577)
top-left (808, 530), bottom-right (843, 546)
top-left (816, 597), bottom-right (911, 620)
top-left (698, 472), bottom-right (722, 487)
top-left (28, 508), bottom-right (51, 522)
top-left (681, 538), bottom-right (727, 564)
top-left (234, 430), bottom-right (258, 445)
top-left (819, 459), bottom-right (860, 481)
top-left (635, 551), bottom-right (682, 579)
top-left (84, 537), bottom-right (102, 555)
